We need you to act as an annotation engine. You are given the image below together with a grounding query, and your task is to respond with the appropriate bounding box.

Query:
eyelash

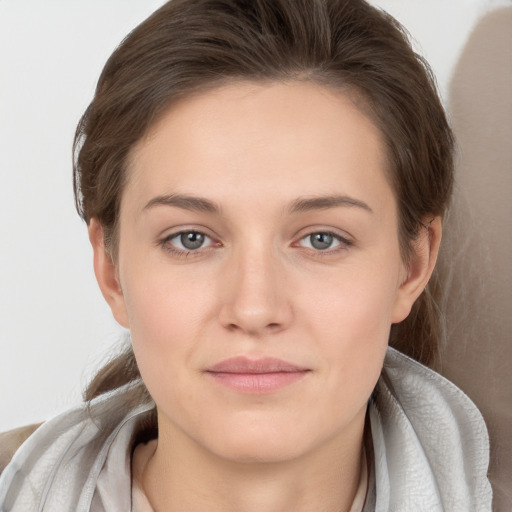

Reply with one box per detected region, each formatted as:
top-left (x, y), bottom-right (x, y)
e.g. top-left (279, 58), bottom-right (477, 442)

top-left (159, 229), bottom-right (353, 258)
top-left (159, 230), bottom-right (218, 258)
top-left (295, 231), bottom-right (353, 254)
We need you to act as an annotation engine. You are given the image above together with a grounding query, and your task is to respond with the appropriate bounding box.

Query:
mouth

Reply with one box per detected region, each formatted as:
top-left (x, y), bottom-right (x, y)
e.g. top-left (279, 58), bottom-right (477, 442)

top-left (204, 357), bottom-right (311, 394)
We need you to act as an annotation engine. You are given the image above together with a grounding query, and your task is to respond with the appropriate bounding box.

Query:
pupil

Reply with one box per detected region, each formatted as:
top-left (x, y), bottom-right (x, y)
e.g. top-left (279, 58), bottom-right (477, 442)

top-left (311, 233), bottom-right (333, 250)
top-left (181, 232), bottom-right (204, 250)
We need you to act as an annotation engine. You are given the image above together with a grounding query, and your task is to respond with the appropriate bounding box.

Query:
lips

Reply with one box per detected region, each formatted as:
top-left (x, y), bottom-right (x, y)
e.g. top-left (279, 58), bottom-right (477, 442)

top-left (205, 357), bottom-right (311, 394)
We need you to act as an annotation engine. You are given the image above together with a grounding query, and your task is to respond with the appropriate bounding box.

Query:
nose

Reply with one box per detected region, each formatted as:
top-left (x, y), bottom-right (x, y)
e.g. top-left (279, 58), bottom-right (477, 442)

top-left (218, 245), bottom-right (293, 336)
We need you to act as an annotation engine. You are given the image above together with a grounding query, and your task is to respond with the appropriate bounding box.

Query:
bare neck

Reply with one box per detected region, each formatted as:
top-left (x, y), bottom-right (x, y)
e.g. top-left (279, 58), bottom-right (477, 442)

top-left (137, 416), bottom-right (366, 512)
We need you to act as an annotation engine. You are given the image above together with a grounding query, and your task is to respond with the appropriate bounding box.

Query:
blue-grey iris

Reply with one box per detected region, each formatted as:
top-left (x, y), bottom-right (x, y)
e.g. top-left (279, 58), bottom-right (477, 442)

top-left (310, 233), bottom-right (333, 250)
top-left (181, 232), bottom-right (205, 250)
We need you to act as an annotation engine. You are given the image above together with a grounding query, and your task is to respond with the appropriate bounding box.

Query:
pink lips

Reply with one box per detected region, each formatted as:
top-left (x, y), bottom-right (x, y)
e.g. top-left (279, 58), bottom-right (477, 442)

top-left (205, 357), bottom-right (310, 394)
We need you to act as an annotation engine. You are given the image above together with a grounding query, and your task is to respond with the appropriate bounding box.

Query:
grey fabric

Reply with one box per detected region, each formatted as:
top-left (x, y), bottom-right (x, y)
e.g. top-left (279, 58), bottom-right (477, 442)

top-left (364, 350), bottom-right (492, 512)
top-left (0, 348), bottom-right (492, 512)
top-left (0, 424), bottom-right (42, 475)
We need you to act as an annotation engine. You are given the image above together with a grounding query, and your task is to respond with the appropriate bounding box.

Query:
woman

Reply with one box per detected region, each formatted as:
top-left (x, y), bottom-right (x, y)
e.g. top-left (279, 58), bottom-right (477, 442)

top-left (0, 0), bottom-right (492, 510)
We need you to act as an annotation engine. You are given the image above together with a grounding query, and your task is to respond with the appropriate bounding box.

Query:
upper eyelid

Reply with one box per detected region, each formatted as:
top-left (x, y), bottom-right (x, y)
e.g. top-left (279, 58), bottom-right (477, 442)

top-left (160, 230), bottom-right (218, 256)
top-left (293, 225), bottom-right (354, 242)
top-left (301, 231), bottom-right (347, 242)
top-left (164, 228), bottom-right (209, 239)
top-left (160, 226), bottom-right (218, 241)
top-left (296, 231), bottom-right (352, 248)
top-left (158, 229), bottom-right (213, 251)
top-left (164, 230), bottom-right (215, 244)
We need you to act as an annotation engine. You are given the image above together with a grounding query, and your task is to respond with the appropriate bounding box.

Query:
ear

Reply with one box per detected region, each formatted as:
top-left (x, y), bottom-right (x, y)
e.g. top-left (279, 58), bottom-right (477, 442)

top-left (392, 216), bottom-right (442, 323)
top-left (88, 218), bottom-right (130, 328)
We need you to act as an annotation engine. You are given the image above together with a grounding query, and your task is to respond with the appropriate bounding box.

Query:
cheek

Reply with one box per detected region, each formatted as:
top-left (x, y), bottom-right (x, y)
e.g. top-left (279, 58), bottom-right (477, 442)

top-left (305, 262), bottom-right (399, 345)
top-left (118, 256), bottom-right (214, 387)
top-left (120, 237), bottom-right (214, 335)
top-left (302, 263), bottom-right (399, 397)
top-left (122, 278), bottom-right (212, 433)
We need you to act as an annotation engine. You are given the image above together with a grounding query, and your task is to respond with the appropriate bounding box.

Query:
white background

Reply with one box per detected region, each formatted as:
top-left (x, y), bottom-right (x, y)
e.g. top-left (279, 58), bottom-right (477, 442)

top-left (0, 0), bottom-right (166, 430)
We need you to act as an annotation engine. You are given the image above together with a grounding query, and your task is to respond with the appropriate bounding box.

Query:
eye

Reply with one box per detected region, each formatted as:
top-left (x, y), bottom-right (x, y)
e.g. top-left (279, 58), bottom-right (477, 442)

top-left (298, 232), bottom-right (351, 251)
top-left (164, 231), bottom-right (214, 251)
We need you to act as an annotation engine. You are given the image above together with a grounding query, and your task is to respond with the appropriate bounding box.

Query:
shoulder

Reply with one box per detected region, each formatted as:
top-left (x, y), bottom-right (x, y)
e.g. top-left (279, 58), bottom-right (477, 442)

top-left (0, 382), bottom-right (154, 511)
top-left (368, 347), bottom-right (493, 511)
top-left (0, 423), bottom-right (42, 475)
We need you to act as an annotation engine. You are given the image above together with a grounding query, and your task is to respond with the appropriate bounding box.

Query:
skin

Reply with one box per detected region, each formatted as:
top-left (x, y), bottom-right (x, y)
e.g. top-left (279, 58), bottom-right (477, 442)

top-left (90, 81), bottom-right (441, 512)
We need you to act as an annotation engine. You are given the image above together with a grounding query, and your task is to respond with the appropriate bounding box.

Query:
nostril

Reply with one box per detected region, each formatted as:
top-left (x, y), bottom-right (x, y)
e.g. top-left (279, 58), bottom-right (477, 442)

top-left (224, 321), bottom-right (283, 335)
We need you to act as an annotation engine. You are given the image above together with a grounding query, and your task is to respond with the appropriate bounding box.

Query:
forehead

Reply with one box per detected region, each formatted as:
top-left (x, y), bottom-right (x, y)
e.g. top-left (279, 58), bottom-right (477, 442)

top-left (124, 81), bottom-right (393, 216)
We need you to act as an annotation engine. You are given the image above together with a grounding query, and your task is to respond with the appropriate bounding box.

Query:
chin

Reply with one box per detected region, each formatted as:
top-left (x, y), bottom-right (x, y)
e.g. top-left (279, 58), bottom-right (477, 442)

top-left (199, 417), bottom-right (324, 465)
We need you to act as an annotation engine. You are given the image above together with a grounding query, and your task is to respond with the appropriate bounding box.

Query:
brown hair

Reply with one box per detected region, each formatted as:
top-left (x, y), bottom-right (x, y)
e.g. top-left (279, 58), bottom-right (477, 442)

top-left (75, 0), bottom-right (454, 401)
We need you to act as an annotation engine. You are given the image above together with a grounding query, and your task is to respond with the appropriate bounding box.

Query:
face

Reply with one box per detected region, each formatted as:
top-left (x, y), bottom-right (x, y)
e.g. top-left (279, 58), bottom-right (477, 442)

top-left (96, 81), bottom-right (423, 464)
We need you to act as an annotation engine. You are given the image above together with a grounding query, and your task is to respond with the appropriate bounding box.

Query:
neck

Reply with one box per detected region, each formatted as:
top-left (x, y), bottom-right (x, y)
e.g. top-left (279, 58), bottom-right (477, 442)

top-left (140, 413), bottom-right (366, 512)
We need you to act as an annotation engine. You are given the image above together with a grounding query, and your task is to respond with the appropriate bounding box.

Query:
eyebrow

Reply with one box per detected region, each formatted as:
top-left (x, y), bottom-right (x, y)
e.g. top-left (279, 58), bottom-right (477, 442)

top-left (288, 195), bottom-right (373, 214)
top-left (143, 194), bottom-right (220, 213)
top-left (143, 193), bottom-right (373, 215)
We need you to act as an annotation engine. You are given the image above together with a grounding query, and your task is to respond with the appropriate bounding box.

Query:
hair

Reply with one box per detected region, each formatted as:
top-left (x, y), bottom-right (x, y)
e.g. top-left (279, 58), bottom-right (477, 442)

top-left (75, 0), bottom-right (454, 402)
